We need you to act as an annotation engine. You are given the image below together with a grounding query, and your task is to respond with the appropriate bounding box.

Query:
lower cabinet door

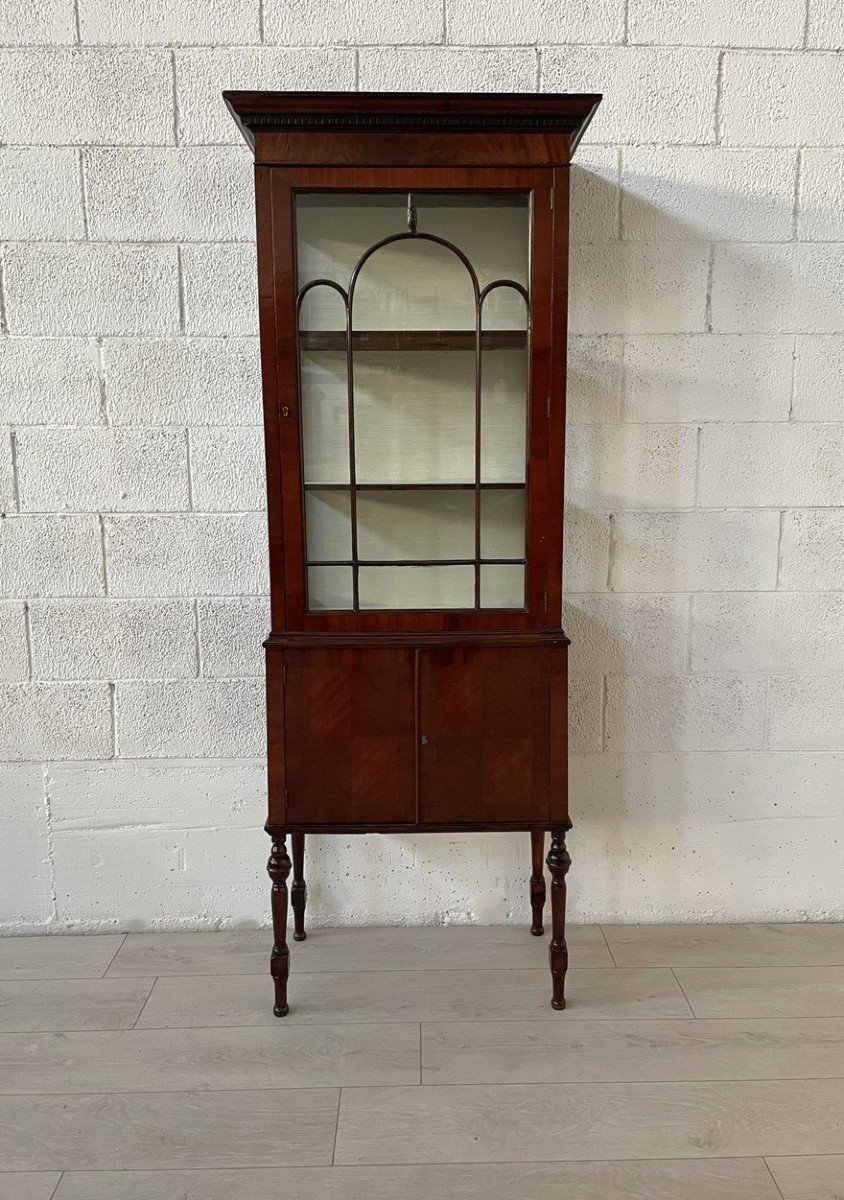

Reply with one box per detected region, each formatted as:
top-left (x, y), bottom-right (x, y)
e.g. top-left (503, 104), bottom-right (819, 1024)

top-left (419, 646), bottom-right (551, 824)
top-left (284, 648), bottom-right (416, 824)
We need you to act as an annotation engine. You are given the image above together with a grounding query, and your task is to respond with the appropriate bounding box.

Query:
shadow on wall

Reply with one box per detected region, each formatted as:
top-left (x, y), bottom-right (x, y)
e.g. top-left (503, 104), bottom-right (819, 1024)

top-left (557, 156), bottom-right (844, 923)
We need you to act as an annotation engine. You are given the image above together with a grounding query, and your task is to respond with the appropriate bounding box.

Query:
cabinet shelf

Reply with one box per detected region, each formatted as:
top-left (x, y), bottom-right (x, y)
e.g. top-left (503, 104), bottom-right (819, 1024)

top-left (303, 481), bottom-right (526, 491)
top-left (299, 329), bottom-right (527, 352)
top-left (307, 558), bottom-right (526, 567)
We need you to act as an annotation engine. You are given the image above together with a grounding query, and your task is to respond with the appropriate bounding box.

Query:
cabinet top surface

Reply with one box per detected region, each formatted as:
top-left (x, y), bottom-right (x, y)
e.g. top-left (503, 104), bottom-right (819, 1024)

top-left (224, 90), bottom-right (602, 153)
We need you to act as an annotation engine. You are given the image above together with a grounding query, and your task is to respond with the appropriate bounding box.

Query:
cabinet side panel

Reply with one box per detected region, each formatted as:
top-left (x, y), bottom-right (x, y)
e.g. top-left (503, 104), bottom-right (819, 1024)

top-left (419, 646), bottom-right (551, 824)
top-left (282, 647), bottom-right (416, 824)
top-left (266, 648), bottom-right (287, 827)
top-left (270, 168), bottom-right (309, 626)
top-left (256, 165), bottom-right (287, 629)
top-left (549, 641), bottom-right (569, 825)
top-left (548, 165), bottom-right (570, 623)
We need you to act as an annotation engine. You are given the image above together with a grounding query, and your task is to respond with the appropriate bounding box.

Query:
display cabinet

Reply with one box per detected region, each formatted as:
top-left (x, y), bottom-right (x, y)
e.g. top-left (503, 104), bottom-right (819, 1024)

top-left (225, 90), bottom-right (601, 1014)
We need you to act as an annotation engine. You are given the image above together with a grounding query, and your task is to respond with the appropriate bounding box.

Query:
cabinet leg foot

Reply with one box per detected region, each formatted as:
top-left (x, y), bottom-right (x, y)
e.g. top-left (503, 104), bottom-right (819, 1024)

top-left (291, 831), bottom-right (307, 941)
top-left (267, 834), bottom-right (292, 1017)
top-left (547, 829), bottom-right (571, 1011)
top-left (530, 830), bottom-right (546, 936)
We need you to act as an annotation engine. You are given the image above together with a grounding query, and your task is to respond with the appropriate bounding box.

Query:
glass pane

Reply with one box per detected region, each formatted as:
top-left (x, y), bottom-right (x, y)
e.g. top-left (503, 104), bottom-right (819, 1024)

top-left (416, 194), bottom-right (529, 329)
top-left (480, 489), bottom-right (526, 560)
top-left (295, 190), bottom-right (531, 614)
top-left (299, 284), bottom-right (348, 486)
top-left (352, 350), bottom-right (475, 484)
top-left (308, 566), bottom-right (353, 610)
top-left (353, 237), bottom-right (476, 331)
top-left (480, 344), bottom-right (528, 483)
top-left (296, 194), bottom-right (406, 319)
top-left (354, 351), bottom-right (475, 484)
top-left (359, 565), bottom-right (475, 610)
top-left (305, 489), bottom-right (351, 562)
top-left (357, 490), bottom-right (474, 561)
top-left (480, 564), bottom-right (525, 609)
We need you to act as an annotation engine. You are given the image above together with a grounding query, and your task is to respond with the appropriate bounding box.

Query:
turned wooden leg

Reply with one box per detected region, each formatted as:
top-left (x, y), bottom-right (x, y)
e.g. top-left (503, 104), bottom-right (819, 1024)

top-left (267, 834), bottom-right (292, 1017)
top-left (546, 829), bottom-right (571, 1011)
top-left (530, 830), bottom-right (546, 936)
top-left (291, 831), bottom-right (307, 942)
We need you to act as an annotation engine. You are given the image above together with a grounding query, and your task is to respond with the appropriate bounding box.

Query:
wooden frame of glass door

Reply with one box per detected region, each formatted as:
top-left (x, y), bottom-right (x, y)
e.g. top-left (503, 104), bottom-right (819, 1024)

top-left (267, 165), bottom-right (566, 633)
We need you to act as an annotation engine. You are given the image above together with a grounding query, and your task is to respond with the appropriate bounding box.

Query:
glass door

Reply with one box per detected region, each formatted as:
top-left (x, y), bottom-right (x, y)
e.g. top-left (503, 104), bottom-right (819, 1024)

top-left (279, 169), bottom-right (554, 629)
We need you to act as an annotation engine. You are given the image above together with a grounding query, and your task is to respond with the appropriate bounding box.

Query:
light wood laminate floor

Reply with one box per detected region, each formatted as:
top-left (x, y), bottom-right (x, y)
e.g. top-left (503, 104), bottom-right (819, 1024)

top-left (0, 923), bottom-right (842, 1199)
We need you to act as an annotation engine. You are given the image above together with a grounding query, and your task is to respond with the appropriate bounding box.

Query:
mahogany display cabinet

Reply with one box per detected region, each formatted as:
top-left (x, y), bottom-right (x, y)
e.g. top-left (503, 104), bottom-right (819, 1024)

top-left (225, 90), bottom-right (602, 1014)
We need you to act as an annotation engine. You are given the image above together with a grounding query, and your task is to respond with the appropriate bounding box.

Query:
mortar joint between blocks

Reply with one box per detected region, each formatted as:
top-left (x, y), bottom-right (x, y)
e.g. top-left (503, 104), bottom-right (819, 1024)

top-left (787, 335), bottom-right (797, 421)
top-left (108, 680), bottom-right (117, 758)
top-left (41, 763), bottom-right (60, 927)
top-left (170, 50), bottom-right (180, 146)
top-left (775, 509), bottom-right (786, 590)
top-left (606, 512), bottom-right (617, 590)
top-left (713, 50), bottom-right (724, 146)
top-left (193, 597), bottom-right (202, 677)
top-left (185, 427), bottom-right (194, 511)
top-left (98, 513), bottom-right (109, 596)
top-left (176, 244), bottom-right (187, 333)
top-left (94, 336), bottom-right (109, 425)
top-left (0, 251), bottom-right (9, 336)
top-left (791, 148), bottom-right (803, 242)
top-left (703, 242), bottom-right (715, 334)
top-left (9, 428), bottom-right (21, 513)
top-left (23, 599), bottom-right (33, 680)
top-left (600, 674), bottom-right (609, 750)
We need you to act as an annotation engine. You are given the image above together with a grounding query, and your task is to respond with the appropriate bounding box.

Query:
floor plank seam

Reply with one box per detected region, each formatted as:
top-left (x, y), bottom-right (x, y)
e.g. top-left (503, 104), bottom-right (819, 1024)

top-left (670, 967), bottom-right (698, 1018)
top-left (598, 925), bottom-right (619, 966)
top-left (331, 1088), bottom-right (342, 1167)
top-left (130, 977), bottom-right (159, 1030)
top-left (761, 1156), bottom-right (788, 1200)
top-left (47, 1171), bottom-right (63, 1200)
top-left (130, 1019), bottom-right (702, 1030)
top-left (105, 967), bottom-right (629, 979)
top-left (100, 934), bottom-right (128, 978)
top-left (7, 1077), bottom-right (843, 1098)
top-left (1, 1153), bottom-right (827, 1173)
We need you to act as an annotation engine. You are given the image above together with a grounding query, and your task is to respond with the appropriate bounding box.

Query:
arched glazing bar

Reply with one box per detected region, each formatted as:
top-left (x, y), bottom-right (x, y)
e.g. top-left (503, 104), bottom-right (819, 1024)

top-left (295, 277), bottom-right (352, 612)
top-left (477, 279), bottom-right (530, 608)
top-left (347, 225), bottom-right (480, 610)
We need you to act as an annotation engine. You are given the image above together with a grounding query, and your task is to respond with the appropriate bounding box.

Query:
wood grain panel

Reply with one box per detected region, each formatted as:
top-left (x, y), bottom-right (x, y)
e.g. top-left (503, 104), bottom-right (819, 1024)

top-left (283, 648), bottom-right (416, 824)
top-left (419, 646), bottom-right (550, 823)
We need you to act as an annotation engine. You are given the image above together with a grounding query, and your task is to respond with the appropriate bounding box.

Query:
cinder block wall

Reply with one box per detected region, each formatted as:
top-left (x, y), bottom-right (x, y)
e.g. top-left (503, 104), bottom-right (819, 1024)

top-left (2, 1), bottom-right (843, 930)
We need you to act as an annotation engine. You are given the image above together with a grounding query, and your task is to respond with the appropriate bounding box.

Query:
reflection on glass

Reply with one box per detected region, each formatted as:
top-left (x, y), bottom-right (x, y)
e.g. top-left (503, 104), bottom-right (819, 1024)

top-left (357, 490), bottom-right (474, 562)
top-left (354, 352), bottom-right (475, 484)
top-left (305, 489), bottom-right (351, 562)
top-left (480, 565), bottom-right (525, 609)
top-left (479, 345), bottom-right (528, 483)
top-left (359, 566), bottom-right (475, 610)
top-left (308, 566), bottom-right (353, 610)
top-left (480, 489), bottom-right (526, 560)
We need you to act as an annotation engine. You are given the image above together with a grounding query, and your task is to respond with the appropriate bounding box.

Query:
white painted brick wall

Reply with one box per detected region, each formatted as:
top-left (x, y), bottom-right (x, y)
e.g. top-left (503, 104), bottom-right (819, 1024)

top-left (16, 427), bottom-right (190, 512)
top-left (1, 4), bottom-right (843, 932)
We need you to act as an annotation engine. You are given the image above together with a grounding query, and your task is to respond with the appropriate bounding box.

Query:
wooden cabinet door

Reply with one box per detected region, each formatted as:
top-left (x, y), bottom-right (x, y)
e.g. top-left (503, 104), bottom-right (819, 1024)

top-left (284, 648), bottom-right (416, 825)
top-left (419, 646), bottom-right (551, 824)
